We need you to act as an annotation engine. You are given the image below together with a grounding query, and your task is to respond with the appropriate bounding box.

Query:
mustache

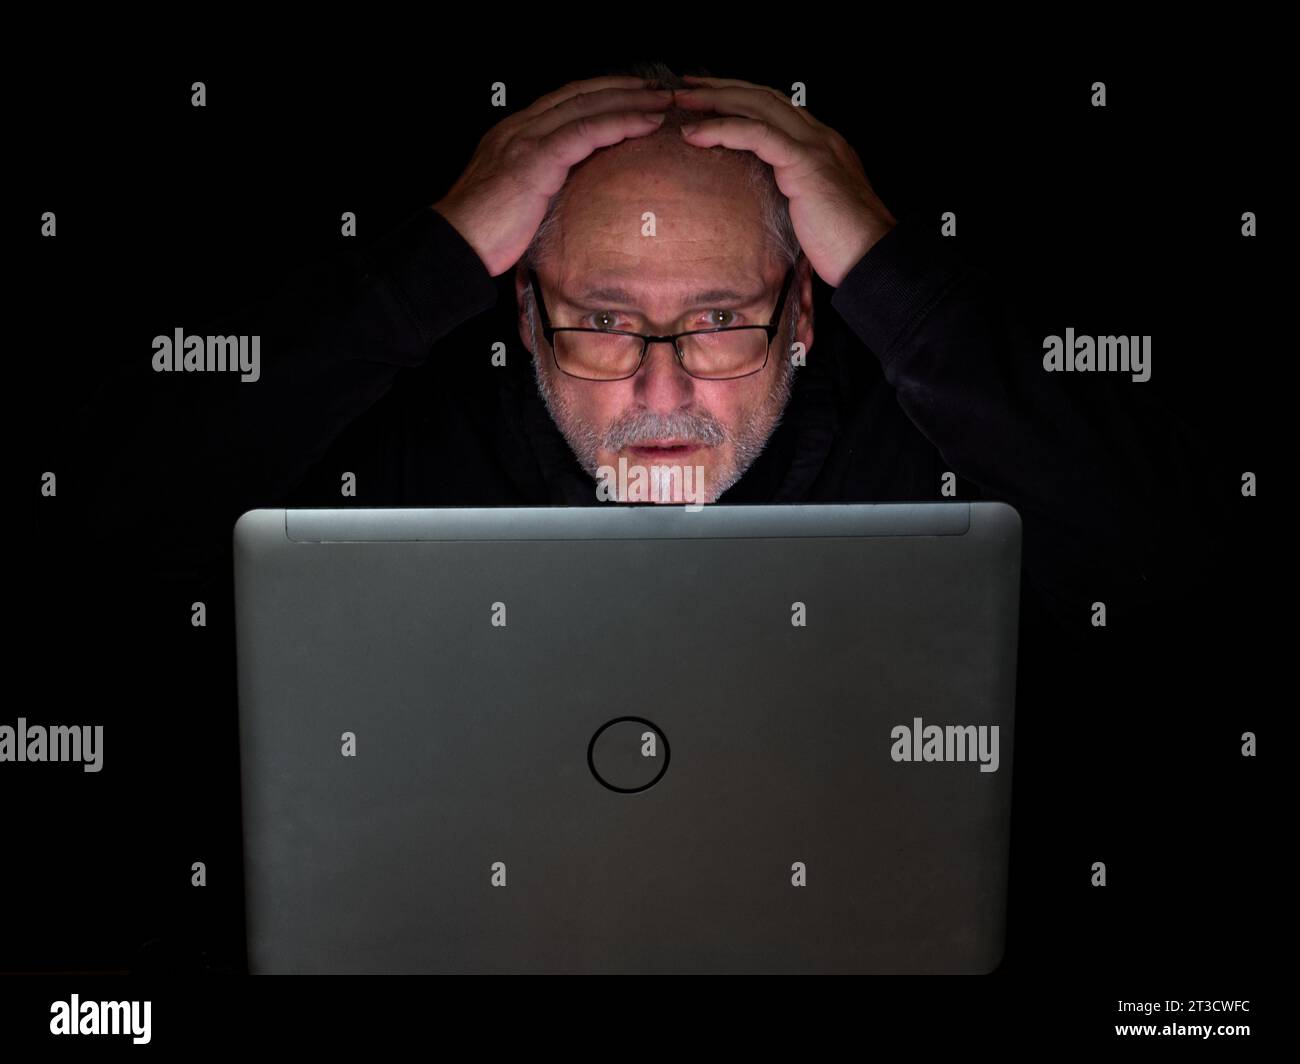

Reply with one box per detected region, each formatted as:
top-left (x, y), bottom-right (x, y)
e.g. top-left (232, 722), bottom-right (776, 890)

top-left (603, 408), bottom-right (730, 452)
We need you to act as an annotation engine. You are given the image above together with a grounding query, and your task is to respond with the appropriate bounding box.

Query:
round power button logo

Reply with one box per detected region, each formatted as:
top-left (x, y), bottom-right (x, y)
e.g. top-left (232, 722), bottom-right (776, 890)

top-left (587, 716), bottom-right (670, 793)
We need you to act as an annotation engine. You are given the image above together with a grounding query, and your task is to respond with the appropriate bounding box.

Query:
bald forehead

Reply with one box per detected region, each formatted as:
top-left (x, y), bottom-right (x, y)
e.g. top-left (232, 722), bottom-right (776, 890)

top-left (552, 139), bottom-right (768, 263)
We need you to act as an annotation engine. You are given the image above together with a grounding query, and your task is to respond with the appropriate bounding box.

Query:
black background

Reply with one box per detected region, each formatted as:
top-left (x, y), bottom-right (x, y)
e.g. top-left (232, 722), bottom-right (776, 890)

top-left (11, 38), bottom-right (1276, 1045)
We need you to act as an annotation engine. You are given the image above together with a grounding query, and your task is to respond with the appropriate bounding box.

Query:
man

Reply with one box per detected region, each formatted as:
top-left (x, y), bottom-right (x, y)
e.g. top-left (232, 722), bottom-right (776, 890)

top-left (93, 63), bottom-right (1189, 632)
top-left (436, 64), bottom-right (897, 508)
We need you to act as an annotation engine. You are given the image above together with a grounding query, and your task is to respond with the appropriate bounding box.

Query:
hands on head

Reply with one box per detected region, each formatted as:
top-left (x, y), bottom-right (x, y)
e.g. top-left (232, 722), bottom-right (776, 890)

top-left (433, 73), bottom-right (895, 287)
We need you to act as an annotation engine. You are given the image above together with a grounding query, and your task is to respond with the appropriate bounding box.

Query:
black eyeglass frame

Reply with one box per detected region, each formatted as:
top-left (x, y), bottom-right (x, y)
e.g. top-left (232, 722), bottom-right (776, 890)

top-left (527, 262), bottom-right (798, 382)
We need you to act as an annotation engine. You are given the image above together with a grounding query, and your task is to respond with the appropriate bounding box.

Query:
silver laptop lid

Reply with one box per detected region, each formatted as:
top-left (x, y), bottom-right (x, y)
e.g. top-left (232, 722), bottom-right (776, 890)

top-left (234, 502), bottom-right (1020, 973)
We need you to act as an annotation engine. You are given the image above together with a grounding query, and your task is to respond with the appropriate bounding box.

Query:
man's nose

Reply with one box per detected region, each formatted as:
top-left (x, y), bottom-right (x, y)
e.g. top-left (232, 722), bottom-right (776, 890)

top-left (633, 340), bottom-right (695, 411)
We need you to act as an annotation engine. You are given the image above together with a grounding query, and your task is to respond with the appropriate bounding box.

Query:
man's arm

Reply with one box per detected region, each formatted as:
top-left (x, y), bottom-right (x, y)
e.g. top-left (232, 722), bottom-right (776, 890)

top-left (828, 216), bottom-right (1206, 629)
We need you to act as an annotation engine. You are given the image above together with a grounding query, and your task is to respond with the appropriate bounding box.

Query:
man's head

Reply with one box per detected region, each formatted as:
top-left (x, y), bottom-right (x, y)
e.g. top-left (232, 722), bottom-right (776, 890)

top-left (515, 62), bottom-right (814, 503)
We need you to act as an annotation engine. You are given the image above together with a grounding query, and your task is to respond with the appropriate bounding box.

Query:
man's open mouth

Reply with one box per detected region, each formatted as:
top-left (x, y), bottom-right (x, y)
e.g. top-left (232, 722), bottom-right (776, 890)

top-left (626, 440), bottom-right (702, 458)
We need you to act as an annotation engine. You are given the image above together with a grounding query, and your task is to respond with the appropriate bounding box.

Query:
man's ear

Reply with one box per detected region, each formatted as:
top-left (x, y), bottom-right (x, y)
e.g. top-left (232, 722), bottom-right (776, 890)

top-left (794, 254), bottom-right (815, 357)
top-left (514, 262), bottom-right (534, 353)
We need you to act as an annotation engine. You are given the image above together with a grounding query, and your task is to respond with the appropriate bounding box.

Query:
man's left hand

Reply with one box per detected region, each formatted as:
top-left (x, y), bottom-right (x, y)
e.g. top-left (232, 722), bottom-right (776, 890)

top-left (673, 75), bottom-right (897, 288)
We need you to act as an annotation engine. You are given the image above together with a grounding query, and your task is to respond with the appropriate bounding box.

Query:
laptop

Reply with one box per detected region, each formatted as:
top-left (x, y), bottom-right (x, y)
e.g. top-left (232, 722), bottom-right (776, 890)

top-left (233, 502), bottom-right (1021, 973)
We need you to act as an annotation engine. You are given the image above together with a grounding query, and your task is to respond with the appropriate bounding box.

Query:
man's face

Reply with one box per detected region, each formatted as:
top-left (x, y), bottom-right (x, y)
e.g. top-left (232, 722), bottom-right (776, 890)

top-left (516, 142), bottom-right (812, 503)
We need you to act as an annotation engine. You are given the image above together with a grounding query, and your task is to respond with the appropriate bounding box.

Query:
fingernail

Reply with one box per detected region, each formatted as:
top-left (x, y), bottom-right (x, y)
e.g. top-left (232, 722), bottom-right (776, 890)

top-left (680, 123), bottom-right (697, 134)
top-left (648, 113), bottom-right (666, 123)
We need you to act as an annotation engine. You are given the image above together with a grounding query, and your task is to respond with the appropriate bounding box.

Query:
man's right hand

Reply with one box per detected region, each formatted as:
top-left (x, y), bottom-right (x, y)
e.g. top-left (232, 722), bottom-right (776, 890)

top-left (432, 77), bottom-right (674, 277)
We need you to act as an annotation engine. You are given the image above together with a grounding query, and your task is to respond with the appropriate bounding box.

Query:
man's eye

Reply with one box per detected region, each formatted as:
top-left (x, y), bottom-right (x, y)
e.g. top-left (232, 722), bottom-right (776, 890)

top-left (703, 309), bottom-right (739, 328)
top-left (586, 310), bottom-right (626, 330)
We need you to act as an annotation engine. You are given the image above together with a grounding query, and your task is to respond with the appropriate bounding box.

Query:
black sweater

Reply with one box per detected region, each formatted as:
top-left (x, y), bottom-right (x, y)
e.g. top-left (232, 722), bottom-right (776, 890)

top-left (90, 205), bottom-right (1204, 634)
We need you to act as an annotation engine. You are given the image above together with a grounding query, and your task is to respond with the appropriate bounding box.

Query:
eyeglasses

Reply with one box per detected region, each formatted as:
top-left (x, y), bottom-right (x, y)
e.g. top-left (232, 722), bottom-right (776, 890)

top-left (527, 263), bottom-right (797, 381)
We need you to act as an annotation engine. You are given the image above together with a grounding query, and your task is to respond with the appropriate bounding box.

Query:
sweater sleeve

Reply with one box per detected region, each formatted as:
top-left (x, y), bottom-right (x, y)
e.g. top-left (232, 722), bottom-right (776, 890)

top-left (828, 216), bottom-right (1201, 630)
top-left (83, 207), bottom-right (498, 556)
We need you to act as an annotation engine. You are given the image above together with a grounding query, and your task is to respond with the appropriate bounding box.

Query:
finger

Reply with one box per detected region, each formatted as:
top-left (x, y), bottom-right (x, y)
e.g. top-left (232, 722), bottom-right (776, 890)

top-left (679, 73), bottom-right (787, 103)
top-left (496, 75), bottom-right (660, 133)
top-left (680, 73), bottom-right (769, 88)
top-left (505, 76), bottom-right (659, 129)
top-left (531, 110), bottom-right (670, 192)
top-left (679, 75), bottom-right (825, 131)
top-left (677, 115), bottom-right (807, 174)
top-left (673, 85), bottom-right (815, 144)
top-left (526, 86), bottom-right (673, 138)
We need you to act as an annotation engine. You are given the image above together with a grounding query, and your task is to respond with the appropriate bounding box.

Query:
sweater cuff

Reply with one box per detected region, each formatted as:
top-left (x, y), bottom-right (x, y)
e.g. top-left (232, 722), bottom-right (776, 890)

top-left (829, 216), bottom-right (966, 365)
top-left (362, 206), bottom-right (499, 364)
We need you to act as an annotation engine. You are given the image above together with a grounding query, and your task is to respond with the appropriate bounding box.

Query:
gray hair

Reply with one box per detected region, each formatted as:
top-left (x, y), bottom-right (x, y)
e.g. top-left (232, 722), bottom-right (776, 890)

top-left (521, 60), bottom-right (801, 273)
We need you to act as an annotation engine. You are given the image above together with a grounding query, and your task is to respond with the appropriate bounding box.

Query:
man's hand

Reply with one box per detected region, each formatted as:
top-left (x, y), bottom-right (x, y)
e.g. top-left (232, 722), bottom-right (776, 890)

top-left (433, 77), bottom-right (674, 277)
top-left (672, 74), bottom-right (897, 288)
